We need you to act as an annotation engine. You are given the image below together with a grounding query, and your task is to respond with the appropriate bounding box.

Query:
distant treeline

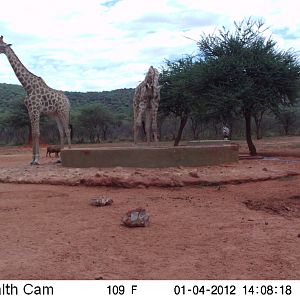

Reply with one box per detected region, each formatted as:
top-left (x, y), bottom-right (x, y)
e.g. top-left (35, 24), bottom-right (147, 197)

top-left (0, 82), bottom-right (300, 146)
top-left (0, 83), bottom-right (134, 116)
top-left (0, 83), bottom-right (135, 145)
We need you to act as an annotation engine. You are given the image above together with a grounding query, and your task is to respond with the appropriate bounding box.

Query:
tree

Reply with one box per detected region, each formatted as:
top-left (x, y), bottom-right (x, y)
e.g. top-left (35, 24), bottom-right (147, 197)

top-left (274, 106), bottom-right (298, 135)
top-left (188, 105), bottom-right (212, 140)
top-left (197, 18), bottom-right (300, 155)
top-left (1, 99), bottom-right (32, 143)
top-left (76, 104), bottom-right (115, 143)
top-left (159, 56), bottom-right (201, 146)
top-left (252, 105), bottom-right (268, 140)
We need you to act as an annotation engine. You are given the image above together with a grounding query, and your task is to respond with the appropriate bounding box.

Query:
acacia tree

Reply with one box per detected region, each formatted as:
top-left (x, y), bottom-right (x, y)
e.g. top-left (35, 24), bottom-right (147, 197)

top-left (76, 104), bottom-right (115, 143)
top-left (159, 56), bottom-right (200, 146)
top-left (252, 107), bottom-right (267, 139)
top-left (197, 18), bottom-right (300, 155)
top-left (274, 106), bottom-right (298, 135)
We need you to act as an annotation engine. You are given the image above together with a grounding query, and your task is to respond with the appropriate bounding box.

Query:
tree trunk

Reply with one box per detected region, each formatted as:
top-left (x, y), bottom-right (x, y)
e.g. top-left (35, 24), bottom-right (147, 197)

top-left (227, 119), bottom-right (234, 140)
top-left (102, 126), bottom-right (108, 140)
top-left (254, 117), bottom-right (262, 139)
top-left (254, 111), bottom-right (264, 140)
top-left (189, 117), bottom-right (199, 140)
top-left (244, 111), bottom-right (257, 156)
top-left (174, 115), bottom-right (188, 146)
top-left (256, 128), bottom-right (262, 140)
top-left (284, 124), bottom-right (289, 135)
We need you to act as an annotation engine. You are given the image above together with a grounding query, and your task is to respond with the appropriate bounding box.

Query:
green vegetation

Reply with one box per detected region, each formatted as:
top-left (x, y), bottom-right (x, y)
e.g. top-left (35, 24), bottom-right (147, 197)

top-left (159, 18), bottom-right (300, 154)
top-left (160, 55), bottom-right (199, 145)
top-left (0, 18), bottom-right (300, 150)
top-left (0, 83), bottom-right (134, 144)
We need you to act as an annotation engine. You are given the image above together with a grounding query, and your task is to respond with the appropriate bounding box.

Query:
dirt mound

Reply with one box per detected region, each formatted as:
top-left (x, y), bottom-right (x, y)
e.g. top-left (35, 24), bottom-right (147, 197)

top-left (244, 196), bottom-right (300, 218)
top-left (0, 152), bottom-right (299, 188)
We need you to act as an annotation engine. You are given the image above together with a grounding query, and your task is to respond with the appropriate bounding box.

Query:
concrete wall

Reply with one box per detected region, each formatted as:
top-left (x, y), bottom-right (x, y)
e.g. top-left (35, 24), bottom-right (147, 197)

top-left (61, 144), bottom-right (239, 168)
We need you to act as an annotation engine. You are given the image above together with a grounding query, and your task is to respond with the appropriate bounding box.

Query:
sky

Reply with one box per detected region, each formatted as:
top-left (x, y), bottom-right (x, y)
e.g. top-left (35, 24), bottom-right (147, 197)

top-left (0, 0), bottom-right (299, 92)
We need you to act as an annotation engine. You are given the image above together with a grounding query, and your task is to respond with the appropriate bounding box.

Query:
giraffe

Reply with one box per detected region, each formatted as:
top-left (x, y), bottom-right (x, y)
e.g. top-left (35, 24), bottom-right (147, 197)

top-left (0, 36), bottom-right (71, 165)
top-left (133, 66), bottom-right (161, 144)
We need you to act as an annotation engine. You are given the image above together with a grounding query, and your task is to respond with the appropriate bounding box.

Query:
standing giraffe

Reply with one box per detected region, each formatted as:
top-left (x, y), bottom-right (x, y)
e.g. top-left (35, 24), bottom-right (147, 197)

top-left (133, 66), bottom-right (161, 144)
top-left (0, 36), bottom-right (71, 165)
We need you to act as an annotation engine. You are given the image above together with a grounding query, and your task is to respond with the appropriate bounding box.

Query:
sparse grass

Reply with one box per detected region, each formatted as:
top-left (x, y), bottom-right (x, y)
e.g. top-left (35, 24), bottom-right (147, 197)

top-left (291, 143), bottom-right (300, 148)
top-left (277, 175), bottom-right (298, 181)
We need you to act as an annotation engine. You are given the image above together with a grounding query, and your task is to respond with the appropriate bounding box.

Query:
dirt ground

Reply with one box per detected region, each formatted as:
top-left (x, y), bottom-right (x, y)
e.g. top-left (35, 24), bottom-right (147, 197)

top-left (0, 136), bottom-right (299, 279)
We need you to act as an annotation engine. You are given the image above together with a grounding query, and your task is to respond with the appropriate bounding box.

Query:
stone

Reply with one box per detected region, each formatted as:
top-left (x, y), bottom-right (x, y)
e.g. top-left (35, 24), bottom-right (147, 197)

top-left (189, 170), bottom-right (199, 178)
top-left (122, 208), bottom-right (150, 227)
top-left (113, 167), bottom-right (123, 172)
top-left (95, 171), bottom-right (105, 177)
top-left (90, 196), bottom-right (113, 207)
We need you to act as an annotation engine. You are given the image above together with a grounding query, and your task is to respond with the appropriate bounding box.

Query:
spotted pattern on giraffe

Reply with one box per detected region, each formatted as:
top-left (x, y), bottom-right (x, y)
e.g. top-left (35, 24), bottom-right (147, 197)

top-left (133, 66), bottom-right (161, 145)
top-left (0, 35), bottom-right (71, 165)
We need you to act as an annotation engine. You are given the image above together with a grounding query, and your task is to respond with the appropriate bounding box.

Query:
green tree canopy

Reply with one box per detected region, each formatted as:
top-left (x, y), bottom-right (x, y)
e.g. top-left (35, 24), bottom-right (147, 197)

top-left (196, 18), bottom-right (300, 154)
top-left (75, 104), bottom-right (115, 143)
top-left (159, 56), bottom-right (204, 145)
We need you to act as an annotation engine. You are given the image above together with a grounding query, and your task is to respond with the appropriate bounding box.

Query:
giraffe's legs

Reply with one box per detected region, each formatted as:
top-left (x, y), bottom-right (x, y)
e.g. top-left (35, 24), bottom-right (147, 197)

top-left (134, 105), bottom-right (145, 144)
top-left (56, 113), bottom-right (71, 150)
top-left (61, 116), bottom-right (71, 149)
top-left (30, 115), bottom-right (40, 165)
top-left (55, 116), bottom-right (65, 149)
top-left (133, 111), bottom-right (139, 144)
top-left (54, 114), bottom-right (71, 164)
top-left (145, 108), bottom-right (152, 145)
top-left (150, 91), bottom-right (160, 145)
top-left (151, 109), bottom-right (159, 144)
top-left (133, 121), bottom-right (140, 144)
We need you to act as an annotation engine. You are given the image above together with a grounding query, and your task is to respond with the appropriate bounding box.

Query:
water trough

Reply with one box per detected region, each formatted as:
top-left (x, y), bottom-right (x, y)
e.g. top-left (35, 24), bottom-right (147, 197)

top-left (61, 142), bottom-right (239, 168)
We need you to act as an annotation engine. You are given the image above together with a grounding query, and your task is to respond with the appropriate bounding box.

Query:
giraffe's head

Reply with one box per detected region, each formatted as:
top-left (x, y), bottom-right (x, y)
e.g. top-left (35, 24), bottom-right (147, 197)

top-left (0, 36), bottom-right (12, 54)
top-left (145, 66), bottom-right (160, 93)
top-left (145, 66), bottom-right (154, 87)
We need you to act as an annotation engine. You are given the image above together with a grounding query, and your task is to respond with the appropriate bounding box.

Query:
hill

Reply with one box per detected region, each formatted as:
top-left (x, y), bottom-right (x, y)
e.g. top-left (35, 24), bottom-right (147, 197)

top-left (0, 83), bottom-right (134, 117)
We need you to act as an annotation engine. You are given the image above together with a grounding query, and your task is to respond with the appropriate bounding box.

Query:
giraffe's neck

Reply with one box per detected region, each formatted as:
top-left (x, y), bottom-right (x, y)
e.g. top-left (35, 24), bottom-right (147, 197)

top-left (152, 68), bottom-right (159, 87)
top-left (5, 47), bottom-right (40, 93)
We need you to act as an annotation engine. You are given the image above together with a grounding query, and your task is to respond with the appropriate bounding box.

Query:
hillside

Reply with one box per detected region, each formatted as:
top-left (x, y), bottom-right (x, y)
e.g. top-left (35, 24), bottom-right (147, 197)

top-left (0, 83), bottom-right (134, 117)
top-left (0, 83), bottom-right (25, 112)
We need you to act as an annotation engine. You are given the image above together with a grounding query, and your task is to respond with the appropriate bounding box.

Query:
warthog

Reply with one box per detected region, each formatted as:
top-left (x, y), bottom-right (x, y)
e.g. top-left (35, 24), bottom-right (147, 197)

top-left (46, 145), bottom-right (61, 158)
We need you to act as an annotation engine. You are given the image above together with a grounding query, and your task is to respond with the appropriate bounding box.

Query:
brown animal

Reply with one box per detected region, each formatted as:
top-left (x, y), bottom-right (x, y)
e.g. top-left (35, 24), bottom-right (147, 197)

top-left (46, 145), bottom-right (61, 158)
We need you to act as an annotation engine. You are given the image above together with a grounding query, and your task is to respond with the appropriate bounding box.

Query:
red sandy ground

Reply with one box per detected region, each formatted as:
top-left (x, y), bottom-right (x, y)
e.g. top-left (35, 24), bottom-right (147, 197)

top-left (0, 136), bottom-right (299, 279)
